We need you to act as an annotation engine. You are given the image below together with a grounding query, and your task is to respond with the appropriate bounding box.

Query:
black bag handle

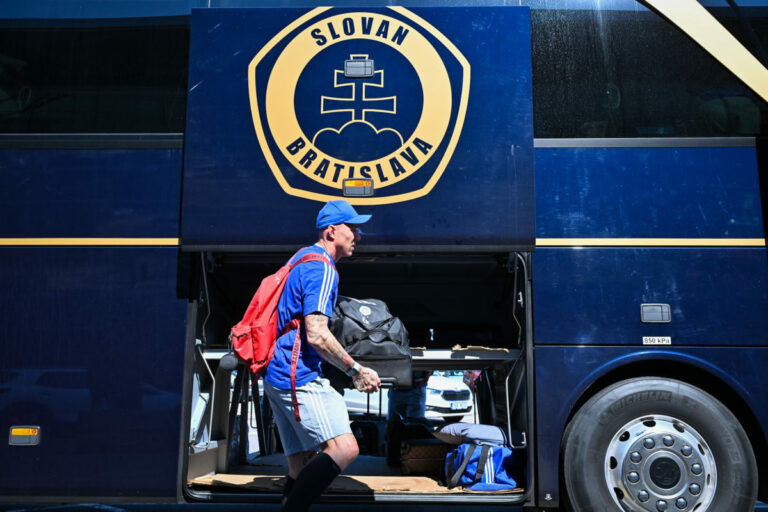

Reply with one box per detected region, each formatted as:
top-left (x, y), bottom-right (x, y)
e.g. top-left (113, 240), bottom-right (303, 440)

top-left (447, 444), bottom-right (492, 489)
top-left (473, 445), bottom-right (492, 484)
top-left (362, 328), bottom-right (391, 342)
top-left (448, 444), bottom-right (476, 489)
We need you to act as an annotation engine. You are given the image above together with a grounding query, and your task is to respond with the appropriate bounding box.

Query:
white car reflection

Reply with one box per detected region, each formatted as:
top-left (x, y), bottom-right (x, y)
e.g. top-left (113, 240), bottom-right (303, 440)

top-left (343, 370), bottom-right (473, 421)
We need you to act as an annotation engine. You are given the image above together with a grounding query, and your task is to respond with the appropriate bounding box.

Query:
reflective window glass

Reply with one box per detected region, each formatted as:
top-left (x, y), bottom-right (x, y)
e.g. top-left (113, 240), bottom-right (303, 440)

top-left (0, 19), bottom-right (189, 133)
top-left (531, 7), bottom-right (767, 137)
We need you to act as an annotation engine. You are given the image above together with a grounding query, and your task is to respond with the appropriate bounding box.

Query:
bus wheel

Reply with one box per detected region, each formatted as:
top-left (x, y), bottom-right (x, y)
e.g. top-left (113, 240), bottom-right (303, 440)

top-left (561, 377), bottom-right (756, 512)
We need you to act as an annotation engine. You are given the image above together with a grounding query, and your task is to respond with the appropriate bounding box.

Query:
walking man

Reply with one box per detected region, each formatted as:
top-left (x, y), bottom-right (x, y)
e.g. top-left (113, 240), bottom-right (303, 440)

top-left (264, 200), bottom-right (381, 511)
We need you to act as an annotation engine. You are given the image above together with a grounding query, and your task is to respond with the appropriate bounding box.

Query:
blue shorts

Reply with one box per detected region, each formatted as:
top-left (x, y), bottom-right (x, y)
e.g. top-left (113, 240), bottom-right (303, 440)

top-left (264, 377), bottom-right (352, 456)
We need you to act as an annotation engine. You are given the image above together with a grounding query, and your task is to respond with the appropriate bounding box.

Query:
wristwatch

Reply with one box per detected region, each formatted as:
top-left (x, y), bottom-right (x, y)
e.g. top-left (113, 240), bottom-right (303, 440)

top-left (345, 362), bottom-right (362, 377)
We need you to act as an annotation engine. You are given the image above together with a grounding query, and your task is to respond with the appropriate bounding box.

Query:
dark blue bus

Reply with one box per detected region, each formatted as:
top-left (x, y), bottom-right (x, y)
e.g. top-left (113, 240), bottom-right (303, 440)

top-left (1, 1), bottom-right (767, 511)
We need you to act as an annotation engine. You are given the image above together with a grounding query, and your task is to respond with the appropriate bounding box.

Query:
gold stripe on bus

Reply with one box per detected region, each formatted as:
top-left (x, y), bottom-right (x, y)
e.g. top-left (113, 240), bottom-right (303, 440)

top-left (0, 238), bottom-right (179, 246)
top-left (645, 0), bottom-right (768, 103)
top-left (2, 238), bottom-right (762, 248)
top-left (536, 238), bottom-right (766, 247)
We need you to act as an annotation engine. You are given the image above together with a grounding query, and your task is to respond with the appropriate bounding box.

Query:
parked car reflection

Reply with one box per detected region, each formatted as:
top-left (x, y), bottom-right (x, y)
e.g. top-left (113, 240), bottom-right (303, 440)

top-left (343, 370), bottom-right (473, 422)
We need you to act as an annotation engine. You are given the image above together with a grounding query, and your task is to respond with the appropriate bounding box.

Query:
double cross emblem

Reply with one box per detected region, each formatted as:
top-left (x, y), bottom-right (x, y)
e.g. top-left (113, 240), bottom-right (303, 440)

top-left (320, 54), bottom-right (397, 122)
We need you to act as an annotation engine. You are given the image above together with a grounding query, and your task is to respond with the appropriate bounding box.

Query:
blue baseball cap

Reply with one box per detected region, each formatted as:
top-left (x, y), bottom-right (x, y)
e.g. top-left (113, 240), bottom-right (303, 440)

top-left (316, 200), bottom-right (372, 229)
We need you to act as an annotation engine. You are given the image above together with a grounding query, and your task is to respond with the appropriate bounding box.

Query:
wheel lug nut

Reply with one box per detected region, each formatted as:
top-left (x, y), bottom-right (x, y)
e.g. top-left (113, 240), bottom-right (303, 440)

top-left (681, 445), bottom-right (692, 456)
top-left (627, 471), bottom-right (640, 483)
top-left (644, 438), bottom-right (656, 449)
top-left (657, 500), bottom-right (668, 511)
top-left (630, 451), bottom-right (642, 463)
top-left (638, 490), bottom-right (650, 502)
top-left (689, 483), bottom-right (701, 495)
top-left (663, 435), bottom-right (674, 446)
top-left (676, 497), bottom-right (688, 509)
top-left (691, 463), bottom-right (702, 475)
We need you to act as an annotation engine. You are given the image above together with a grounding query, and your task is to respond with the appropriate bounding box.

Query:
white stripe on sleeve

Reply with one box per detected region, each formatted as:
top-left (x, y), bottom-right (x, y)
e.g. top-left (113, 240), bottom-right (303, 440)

top-left (317, 263), bottom-right (330, 314)
top-left (321, 266), bottom-right (335, 314)
top-left (320, 264), bottom-right (335, 314)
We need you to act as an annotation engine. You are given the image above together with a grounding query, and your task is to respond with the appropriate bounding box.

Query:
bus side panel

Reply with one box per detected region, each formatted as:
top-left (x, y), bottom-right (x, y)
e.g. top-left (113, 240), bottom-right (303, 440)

top-left (535, 146), bottom-right (764, 239)
top-left (0, 248), bottom-right (187, 498)
top-left (0, 149), bottom-right (182, 238)
top-left (0, 148), bottom-right (186, 499)
top-left (532, 344), bottom-right (768, 507)
top-left (533, 247), bottom-right (768, 346)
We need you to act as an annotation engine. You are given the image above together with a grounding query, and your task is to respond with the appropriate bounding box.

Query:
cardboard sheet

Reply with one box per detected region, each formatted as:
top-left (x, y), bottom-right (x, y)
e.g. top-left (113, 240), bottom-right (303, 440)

top-left (189, 455), bottom-right (523, 495)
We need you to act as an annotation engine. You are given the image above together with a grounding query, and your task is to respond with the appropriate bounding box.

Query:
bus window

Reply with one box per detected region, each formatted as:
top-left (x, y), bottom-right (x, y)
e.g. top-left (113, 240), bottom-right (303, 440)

top-left (0, 19), bottom-right (189, 133)
top-left (531, 6), bottom-right (766, 137)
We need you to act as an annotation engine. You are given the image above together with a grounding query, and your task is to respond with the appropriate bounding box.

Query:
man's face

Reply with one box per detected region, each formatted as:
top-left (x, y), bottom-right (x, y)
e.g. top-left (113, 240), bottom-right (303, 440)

top-left (333, 223), bottom-right (361, 258)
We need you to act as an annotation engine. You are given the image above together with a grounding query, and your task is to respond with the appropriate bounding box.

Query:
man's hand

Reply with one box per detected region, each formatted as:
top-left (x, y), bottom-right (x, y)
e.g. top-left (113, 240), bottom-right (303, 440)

top-left (305, 313), bottom-right (380, 393)
top-left (352, 366), bottom-right (380, 393)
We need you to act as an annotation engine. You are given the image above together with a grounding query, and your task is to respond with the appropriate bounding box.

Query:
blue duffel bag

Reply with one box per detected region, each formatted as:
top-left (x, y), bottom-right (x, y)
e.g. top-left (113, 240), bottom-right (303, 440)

top-left (444, 443), bottom-right (519, 491)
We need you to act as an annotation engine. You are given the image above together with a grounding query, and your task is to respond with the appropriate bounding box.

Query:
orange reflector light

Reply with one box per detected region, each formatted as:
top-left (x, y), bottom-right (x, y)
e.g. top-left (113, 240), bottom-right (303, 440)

top-left (342, 178), bottom-right (374, 197)
top-left (9, 425), bottom-right (41, 445)
top-left (12, 428), bottom-right (38, 436)
top-left (345, 179), bottom-right (371, 187)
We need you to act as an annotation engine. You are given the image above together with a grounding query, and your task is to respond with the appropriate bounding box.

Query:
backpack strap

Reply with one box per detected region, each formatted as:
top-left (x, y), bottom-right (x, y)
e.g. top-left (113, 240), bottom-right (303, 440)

top-left (289, 251), bottom-right (336, 272)
top-left (282, 250), bottom-right (337, 423)
top-left (290, 326), bottom-right (303, 422)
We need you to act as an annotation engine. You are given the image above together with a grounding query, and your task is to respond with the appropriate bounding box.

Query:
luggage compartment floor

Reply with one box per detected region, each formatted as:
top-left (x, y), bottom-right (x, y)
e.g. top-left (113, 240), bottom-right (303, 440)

top-left (189, 454), bottom-right (523, 495)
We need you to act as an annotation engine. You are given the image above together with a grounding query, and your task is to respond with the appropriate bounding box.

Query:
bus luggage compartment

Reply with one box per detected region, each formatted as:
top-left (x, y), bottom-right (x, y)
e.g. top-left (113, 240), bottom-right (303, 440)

top-left (182, 251), bottom-right (530, 503)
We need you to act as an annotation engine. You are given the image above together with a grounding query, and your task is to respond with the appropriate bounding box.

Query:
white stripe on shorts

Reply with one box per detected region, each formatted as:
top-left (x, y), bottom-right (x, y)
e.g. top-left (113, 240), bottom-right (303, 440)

top-left (304, 386), bottom-right (324, 439)
top-left (309, 385), bottom-right (333, 440)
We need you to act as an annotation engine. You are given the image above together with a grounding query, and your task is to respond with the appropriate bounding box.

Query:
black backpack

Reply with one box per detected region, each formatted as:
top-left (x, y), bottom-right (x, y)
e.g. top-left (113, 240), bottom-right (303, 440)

top-left (330, 297), bottom-right (412, 388)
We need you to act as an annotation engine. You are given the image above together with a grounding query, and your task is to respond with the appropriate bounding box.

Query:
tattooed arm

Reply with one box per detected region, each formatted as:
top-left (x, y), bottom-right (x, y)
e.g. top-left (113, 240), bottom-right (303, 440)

top-left (304, 313), bottom-right (380, 392)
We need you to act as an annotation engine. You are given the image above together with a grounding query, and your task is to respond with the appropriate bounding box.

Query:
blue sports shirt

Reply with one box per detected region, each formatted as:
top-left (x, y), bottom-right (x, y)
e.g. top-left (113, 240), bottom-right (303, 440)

top-left (264, 244), bottom-right (338, 389)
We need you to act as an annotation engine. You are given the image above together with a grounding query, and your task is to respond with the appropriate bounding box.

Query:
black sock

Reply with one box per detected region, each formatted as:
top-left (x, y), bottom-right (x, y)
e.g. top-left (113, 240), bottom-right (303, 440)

top-left (282, 476), bottom-right (295, 505)
top-left (282, 453), bottom-right (342, 512)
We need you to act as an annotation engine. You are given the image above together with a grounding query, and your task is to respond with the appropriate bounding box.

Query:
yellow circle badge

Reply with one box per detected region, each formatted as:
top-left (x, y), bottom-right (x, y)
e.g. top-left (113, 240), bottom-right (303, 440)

top-left (249, 7), bottom-right (470, 205)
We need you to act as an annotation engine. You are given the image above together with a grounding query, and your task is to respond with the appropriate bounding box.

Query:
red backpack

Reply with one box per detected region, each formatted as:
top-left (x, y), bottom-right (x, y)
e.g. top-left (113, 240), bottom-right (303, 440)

top-left (230, 248), bottom-right (336, 421)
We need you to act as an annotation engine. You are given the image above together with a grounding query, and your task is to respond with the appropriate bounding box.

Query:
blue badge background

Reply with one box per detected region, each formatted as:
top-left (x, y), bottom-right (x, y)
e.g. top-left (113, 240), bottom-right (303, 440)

top-left (182, 6), bottom-right (534, 248)
top-left (296, 39), bottom-right (422, 161)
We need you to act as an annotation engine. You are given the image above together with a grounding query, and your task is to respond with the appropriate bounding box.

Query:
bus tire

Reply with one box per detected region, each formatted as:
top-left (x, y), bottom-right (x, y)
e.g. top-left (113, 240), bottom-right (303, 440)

top-left (561, 377), bottom-right (757, 512)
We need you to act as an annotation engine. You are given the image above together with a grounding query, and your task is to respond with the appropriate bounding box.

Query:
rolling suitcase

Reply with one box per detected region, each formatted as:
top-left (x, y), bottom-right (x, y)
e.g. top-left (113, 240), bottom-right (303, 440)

top-left (351, 418), bottom-right (386, 456)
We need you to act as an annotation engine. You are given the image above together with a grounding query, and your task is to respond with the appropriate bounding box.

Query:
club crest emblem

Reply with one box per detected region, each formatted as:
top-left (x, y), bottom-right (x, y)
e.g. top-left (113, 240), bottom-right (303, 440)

top-left (248, 7), bottom-right (470, 204)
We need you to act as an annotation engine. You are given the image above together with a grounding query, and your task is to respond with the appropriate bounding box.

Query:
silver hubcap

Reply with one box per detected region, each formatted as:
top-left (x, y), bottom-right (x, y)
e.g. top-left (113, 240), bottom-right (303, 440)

top-left (605, 415), bottom-right (716, 511)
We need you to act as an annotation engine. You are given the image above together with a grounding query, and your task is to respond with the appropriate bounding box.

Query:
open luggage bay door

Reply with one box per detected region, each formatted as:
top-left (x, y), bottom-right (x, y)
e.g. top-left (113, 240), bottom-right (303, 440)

top-left (181, 6), bottom-right (534, 250)
top-left (183, 5), bottom-right (534, 504)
